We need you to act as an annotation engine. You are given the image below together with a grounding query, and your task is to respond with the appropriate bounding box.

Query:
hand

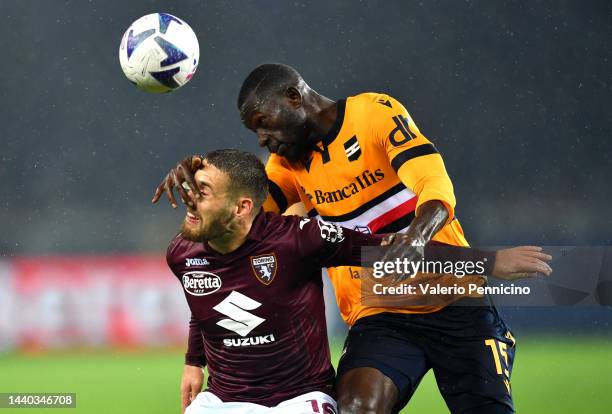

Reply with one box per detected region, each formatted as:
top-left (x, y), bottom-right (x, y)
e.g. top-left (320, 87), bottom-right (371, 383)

top-left (380, 233), bottom-right (426, 282)
top-left (492, 246), bottom-right (553, 280)
top-left (152, 155), bottom-right (203, 208)
top-left (180, 364), bottom-right (203, 413)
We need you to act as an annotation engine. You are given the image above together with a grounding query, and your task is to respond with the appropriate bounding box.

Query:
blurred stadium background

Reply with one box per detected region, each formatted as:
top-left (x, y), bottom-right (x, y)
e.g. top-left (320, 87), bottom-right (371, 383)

top-left (1, 0), bottom-right (611, 413)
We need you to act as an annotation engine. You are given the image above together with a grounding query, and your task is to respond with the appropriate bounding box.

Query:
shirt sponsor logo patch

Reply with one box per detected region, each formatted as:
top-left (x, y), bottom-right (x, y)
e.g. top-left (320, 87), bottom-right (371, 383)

top-left (185, 258), bottom-right (210, 267)
top-left (317, 219), bottom-right (345, 243)
top-left (250, 253), bottom-right (277, 285)
top-left (182, 271), bottom-right (221, 296)
top-left (302, 169), bottom-right (385, 205)
top-left (214, 291), bottom-right (265, 337)
top-left (354, 225), bottom-right (371, 234)
top-left (344, 135), bottom-right (362, 161)
top-left (223, 334), bottom-right (276, 347)
top-left (299, 218), bottom-right (310, 229)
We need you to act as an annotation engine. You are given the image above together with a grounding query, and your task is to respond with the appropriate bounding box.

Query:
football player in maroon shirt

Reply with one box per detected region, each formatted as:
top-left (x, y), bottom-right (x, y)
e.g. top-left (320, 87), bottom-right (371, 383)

top-left (164, 149), bottom-right (551, 414)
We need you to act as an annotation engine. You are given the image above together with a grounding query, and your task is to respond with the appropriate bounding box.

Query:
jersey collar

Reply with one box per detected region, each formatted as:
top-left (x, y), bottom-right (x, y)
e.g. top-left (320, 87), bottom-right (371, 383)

top-left (321, 99), bottom-right (346, 147)
top-left (246, 209), bottom-right (265, 242)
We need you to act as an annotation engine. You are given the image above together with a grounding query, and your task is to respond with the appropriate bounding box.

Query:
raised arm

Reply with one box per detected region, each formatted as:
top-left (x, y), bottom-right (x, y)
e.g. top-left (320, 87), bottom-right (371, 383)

top-left (295, 217), bottom-right (551, 279)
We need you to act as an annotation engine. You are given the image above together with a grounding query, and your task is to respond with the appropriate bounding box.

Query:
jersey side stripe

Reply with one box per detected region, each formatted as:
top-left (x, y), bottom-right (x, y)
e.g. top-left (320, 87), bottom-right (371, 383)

top-left (316, 188), bottom-right (417, 230)
top-left (268, 179), bottom-right (288, 213)
top-left (377, 212), bottom-right (416, 234)
top-left (318, 183), bottom-right (408, 222)
top-left (307, 214), bottom-right (414, 237)
top-left (390, 143), bottom-right (439, 172)
top-left (367, 196), bottom-right (418, 233)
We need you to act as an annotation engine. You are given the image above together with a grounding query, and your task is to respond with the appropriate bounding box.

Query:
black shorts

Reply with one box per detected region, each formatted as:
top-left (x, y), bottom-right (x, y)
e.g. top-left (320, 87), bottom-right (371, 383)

top-left (336, 298), bottom-right (516, 414)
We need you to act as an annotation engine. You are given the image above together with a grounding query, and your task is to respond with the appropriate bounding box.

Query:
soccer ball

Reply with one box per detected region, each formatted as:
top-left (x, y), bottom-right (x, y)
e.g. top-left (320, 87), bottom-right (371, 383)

top-left (119, 13), bottom-right (199, 93)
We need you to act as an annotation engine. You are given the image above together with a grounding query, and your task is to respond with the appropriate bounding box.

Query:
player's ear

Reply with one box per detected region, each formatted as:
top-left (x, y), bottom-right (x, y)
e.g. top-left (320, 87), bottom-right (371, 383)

top-left (285, 87), bottom-right (302, 109)
top-left (236, 197), bottom-right (254, 218)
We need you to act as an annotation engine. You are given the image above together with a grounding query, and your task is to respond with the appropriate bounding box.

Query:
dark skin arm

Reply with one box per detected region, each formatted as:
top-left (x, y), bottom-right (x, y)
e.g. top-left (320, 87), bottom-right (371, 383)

top-left (403, 199), bottom-right (448, 244)
top-left (380, 199), bottom-right (448, 281)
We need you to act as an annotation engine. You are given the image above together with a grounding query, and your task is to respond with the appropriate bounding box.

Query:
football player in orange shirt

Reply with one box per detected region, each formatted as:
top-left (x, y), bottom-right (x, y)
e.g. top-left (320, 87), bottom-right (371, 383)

top-left (154, 64), bottom-right (551, 414)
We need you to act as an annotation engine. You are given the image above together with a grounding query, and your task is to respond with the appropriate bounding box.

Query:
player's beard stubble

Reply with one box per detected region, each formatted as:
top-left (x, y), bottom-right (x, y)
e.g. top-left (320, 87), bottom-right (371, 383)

top-left (180, 206), bottom-right (235, 243)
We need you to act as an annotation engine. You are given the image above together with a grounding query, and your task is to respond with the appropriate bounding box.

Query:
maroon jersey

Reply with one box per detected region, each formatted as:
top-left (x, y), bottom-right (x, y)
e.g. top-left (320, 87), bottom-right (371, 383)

top-left (166, 211), bottom-right (381, 406)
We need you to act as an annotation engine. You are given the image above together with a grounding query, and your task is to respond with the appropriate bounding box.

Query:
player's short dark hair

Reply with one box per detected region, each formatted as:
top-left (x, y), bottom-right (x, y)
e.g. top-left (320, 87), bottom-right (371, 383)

top-left (237, 63), bottom-right (302, 113)
top-left (204, 149), bottom-right (268, 210)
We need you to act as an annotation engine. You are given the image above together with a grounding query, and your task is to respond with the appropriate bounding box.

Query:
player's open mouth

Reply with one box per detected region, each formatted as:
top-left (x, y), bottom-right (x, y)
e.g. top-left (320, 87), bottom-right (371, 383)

top-left (186, 211), bottom-right (201, 225)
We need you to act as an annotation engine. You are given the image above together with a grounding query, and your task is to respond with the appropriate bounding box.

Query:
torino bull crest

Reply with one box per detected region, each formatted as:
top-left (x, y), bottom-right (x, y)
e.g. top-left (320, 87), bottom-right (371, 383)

top-left (250, 254), bottom-right (277, 285)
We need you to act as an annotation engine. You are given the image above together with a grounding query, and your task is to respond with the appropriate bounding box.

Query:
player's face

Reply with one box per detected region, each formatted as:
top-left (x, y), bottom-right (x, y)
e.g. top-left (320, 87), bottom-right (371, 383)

top-left (243, 97), bottom-right (310, 162)
top-left (180, 165), bottom-right (236, 242)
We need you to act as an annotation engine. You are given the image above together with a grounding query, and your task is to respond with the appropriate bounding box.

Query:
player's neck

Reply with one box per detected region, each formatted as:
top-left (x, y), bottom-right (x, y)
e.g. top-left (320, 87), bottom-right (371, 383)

top-left (207, 218), bottom-right (253, 254)
top-left (305, 93), bottom-right (337, 139)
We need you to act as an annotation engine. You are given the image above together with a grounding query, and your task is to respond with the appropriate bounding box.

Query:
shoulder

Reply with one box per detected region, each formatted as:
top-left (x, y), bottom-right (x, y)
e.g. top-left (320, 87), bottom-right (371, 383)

top-left (261, 211), bottom-right (304, 235)
top-left (259, 212), bottom-right (319, 243)
top-left (346, 92), bottom-right (408, 136)
top-left (265, 153), bottom-right (293, 171)
top-left (347, 92), bottom-right (405, 113)
top-left (166, 233), bottom-right (194, 269)
top-left (271, 214), bottom-right (344, 244)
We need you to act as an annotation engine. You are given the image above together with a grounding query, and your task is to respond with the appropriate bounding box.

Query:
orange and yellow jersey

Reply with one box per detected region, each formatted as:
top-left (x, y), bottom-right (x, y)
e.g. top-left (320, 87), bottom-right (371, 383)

top-left (263, 92), bottom-right (484, 326)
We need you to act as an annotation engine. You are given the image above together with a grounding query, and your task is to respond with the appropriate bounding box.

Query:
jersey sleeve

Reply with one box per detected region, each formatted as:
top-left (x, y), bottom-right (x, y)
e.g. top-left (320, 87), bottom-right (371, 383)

top-left (292, 216), bottom-right (496, 275)
top-left (370, 94), bottom-right (457, 221)
top-left (263, 154), bottom-right (301, 214)
top-left (185, 315), bottom-right (206, 367)
top-left (165, 237), bottom-right (207, 367)
top-left (295, 217), bottom-right (383, 268)
top-left (165, 233), bottom-right (183, 275)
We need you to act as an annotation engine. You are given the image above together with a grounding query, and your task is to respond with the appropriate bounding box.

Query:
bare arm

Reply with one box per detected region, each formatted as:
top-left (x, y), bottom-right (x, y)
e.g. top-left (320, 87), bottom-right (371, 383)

top-left (403, 200), bottom-right (448, 245)
top-left (379, 200), bottom-right (447, 279)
